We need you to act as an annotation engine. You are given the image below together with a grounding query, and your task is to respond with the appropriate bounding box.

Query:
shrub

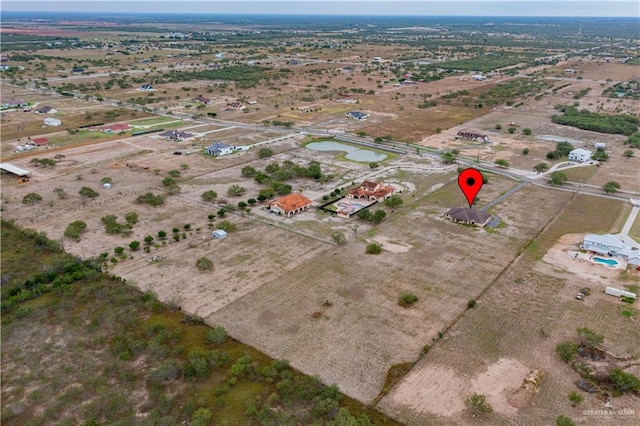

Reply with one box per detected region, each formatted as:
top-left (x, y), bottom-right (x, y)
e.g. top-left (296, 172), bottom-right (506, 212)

top-left (556, 415), bottom-right (575, 426)
top-left (366, 242), bottom-right (382, 254)
top-left (398, 292), bottom-right (418, 307)
top-left (332, 232), bottom-right (346, 245)
top-left (190, 408), bottom-right (213, 426)
top-left (136, 192), bottom-right (165, 206)
top-left (201, 190), bottom-right (217, 202)
top-left (100, 176), bottom-right (112, 184)
top-left (129, 241), bottom-right (140, 251)
top-left (494, 159), bottom-right (509, 168)
top-left (196, 257), bottom-right (213, 271)
top-left (576, 327), bottom-right (603, 349)
top-left (610, 368), bottom-right (640, 394)
top-left (603, 181), bottom-right (620, 194)
top-left (556, 341), bottom-right (578, 363)
top-left (522, 128), bottom-right (532, 135)
top-left (162, 177), bottom-right (177, 187)
top-left (522, 148), bottom-right (530, 155)
top-left (258, 147), bottom-right (273, 158)
top-left (22, 192), bottom-right (43, 204)
top-left (158, 230), bottom-right (167, 239)
top-left (467, 299), bottom-right (476, 309)
top-left (227, 184), bottom-right (246, 197)
top-left (241, 166), bottom-right (256, 177)
top-left (507, 127), bottom-right (516, 134)
top-left (549, 171), bottom-right (568, 186)
top-left (124, 211), bottom-right (138, 225)
top-left (79, 186), bottom-right (99, 198)
top-left (384, 195), bottom-right (403, 208)
top-left (466, 393), bottom-right (493, 416)
top-left (206, 326), bottom-right (227, 345)
top-left (534, 163), bottom-right (549, 173)
top-left (114, 246), bottom-right (125, 255)
top-left (568, 391), bottom-right (583, 406)
top-left (144, 236), bottom-right (154, 245)
top-left (64, 220), bottom-right (87, 240)
top-left (167, 170), bottom-right (181, 178)
top-left (216, 220), bottom-right (236, 233)
top-left (494, 124), bottom-right (502, 130)
top-left (623, 150), bottom-right (634, 158)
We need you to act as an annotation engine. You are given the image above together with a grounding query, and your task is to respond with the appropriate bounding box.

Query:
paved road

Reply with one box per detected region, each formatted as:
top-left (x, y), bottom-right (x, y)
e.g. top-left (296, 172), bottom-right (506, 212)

top-left (619, 206), bottom-right (640, 238)
top-left (480, 181), bottom-right (529, 212)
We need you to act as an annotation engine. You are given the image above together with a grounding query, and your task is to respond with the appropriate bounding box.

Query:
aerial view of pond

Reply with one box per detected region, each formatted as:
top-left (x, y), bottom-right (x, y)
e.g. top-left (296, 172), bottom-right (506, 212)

top-left (306, 141), bottom-right (388, 162)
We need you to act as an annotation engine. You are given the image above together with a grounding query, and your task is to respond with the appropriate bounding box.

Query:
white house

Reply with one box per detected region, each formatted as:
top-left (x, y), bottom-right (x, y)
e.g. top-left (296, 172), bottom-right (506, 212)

top-left (472, 74), bottom-right (486, 81)
top-left (582, 233), bottom-right (640, 267)
top-left (44, 117), bottom-right (62, 127)
top-left (568, 148), bottom-right (592, 162)
top-left (345, 111), bottom-right (369, 121)
top-left (204, 142), bottom-right (233, 156)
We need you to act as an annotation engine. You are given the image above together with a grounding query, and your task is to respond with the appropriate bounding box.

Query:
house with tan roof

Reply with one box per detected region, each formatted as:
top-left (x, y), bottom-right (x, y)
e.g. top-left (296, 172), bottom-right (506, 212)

top-left (347, 181), bottom-right (396, 202)
top-left (268, 194), bottom-right (313, 217)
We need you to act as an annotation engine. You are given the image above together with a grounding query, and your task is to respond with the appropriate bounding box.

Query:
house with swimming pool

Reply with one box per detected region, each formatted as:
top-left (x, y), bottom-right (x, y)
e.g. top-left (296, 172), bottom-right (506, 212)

top-left (581, 233), bottom-right (640, 269)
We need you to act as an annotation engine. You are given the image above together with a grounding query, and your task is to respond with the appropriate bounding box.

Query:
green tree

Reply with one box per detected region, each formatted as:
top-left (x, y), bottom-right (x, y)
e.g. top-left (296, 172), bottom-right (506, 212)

top-left (114, 246), bottom-right (125, 255)
top-left (603, 181), bottom-right (621, 194)
top-left (522, 128), bottom-right (532, 135)
top-left (227, 184), bottom-right (246, 197)
top-left (196, 257), bottom-right (213, 271)
top-left (79, 187), bottom-right (99, 198)
top-left (384, 195), bottom-right (403, 208)
top-left (258, 147), bottom-right (273, 158)
top-left (201, 190), bottom-right (217, 202)
top-left (124, 211), bottom-right (138, 225)
top-left (167, 169), bottom-right (181, 178)
top-left (534, 162), bottom-right (549, 173)
top-left (466, 393), bottom-right (493, 416)
top-left (366, 243), bottom-right (382, 254)
top-left (441, 151), bottom-right (457, 164)
top-left (129, 240), bottom-right (140, 251)
top-left (623, 150), bottom-right (634, 158)
top-left (22, 192), bottom-right (43, 204)
top-left (522, 148), bottom-right (530, 155)
top-left (549, 171), bottom-right (568, 186)
top-left (507, 127), bottom-right (516, 134)
top-left (592, 148), bottom-right (609, 161)
top-left (100, 176), bottom-right (112, 184)
top-left (494, 123), bottom-right (502, 130)
top-left (369, 162), bottom-right (379, 169)
top-left (371, 210), bottom-right (387, 224)
top-left (158, 230), bottom-right (167, 239)
top-left (144, 236), bottom-right (154, 245)
top-left (494, 159), bottom-right (509, 168)
top-left (610, 368), bottom-right (640, 394)
top-left (332, 232), bottom-right (346, 245)
top-left (162, 177), bottom-right (177, 187)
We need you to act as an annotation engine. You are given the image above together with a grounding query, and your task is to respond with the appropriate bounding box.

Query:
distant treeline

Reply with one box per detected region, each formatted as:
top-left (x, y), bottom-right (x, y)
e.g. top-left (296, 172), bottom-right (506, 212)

top-left (552, 106), bottom-right (638, 136)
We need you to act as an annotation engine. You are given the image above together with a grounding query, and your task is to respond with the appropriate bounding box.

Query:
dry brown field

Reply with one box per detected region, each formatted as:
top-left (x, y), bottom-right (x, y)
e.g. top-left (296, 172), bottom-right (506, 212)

top-left (380, 194), bottom-right (639, 425)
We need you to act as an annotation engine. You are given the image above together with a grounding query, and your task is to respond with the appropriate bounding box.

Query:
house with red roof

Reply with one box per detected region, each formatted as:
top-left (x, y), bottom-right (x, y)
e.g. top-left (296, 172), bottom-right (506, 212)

top-left (28, 137), bottom-right (49, 146)
top-left (100, 123), bottom-right (131, 133)
top-left (347, 181), bottom-right (396, 202)
top-left (267, 194), bottom-right (313, 217)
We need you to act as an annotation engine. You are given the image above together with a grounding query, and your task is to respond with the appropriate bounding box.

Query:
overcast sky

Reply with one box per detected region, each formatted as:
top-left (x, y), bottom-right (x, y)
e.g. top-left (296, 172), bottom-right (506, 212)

top-left (2, 1), bottom-right (639, 17)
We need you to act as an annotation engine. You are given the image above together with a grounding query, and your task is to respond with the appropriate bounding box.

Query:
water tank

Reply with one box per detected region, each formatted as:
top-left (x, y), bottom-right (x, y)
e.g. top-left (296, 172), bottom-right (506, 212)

top-left (16, 145), bottom-right (24, 152)
top-left (102, 183), bottom-right (112, 189)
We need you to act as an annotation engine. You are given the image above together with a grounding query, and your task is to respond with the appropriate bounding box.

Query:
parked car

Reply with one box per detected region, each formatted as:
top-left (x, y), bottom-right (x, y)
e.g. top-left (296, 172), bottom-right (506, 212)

top-left (172, 151), bottom-right (182, 155)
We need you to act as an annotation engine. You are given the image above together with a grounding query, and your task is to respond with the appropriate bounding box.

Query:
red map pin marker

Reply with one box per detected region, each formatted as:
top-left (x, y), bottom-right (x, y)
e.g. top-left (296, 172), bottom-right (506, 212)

top-left (458, 168), bottom-right (484, 208)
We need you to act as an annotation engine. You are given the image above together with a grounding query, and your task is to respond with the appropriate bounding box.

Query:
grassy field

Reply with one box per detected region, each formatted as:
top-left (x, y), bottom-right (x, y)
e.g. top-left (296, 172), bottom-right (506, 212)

top-left (562, 165), bottom-right (599, 183)
top-left (0, 220), bottom-right (401, 426)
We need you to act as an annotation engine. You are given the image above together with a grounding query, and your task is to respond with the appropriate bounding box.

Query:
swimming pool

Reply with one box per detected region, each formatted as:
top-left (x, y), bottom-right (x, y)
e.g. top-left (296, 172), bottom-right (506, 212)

top-left (593, 257), bottom-right (619, 267)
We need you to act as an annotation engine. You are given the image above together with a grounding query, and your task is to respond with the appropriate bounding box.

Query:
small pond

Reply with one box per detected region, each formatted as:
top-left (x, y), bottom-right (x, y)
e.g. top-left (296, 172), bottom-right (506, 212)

top-left (306, 141), bottom-right (388, 162)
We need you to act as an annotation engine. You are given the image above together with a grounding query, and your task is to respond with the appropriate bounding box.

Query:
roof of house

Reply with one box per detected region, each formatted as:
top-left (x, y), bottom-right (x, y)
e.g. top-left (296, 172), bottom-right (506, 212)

top-left (160, 130), bottom-right (193, 139)
top-left (193, 96), bottom-right (210, 103)
top-left (445, 207), bottom-right (491, 224)
top-left (35, 106), bottom-right (54, 113)
top-left (205, 142), bottom-right (231, 152)
top-left (569, 148), bottom-right (592, 156)
top-left (4, 99), bottom-right (25, 106)
top-left (30, 137), bottom-right (49, 145)
top-left (584, 233), bottom-right (624, 249)
top-left (0, 163), bottom-right (30, 176)
top-left (271, 194), bottom-right (313, 213)
top-left (346, 111), bottom-right (368, 119)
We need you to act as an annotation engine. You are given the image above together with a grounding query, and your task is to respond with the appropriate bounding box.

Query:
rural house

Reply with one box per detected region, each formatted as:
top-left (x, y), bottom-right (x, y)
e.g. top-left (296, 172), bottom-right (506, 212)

top-left (568, 149), bottom-right (592, 162)
top-left (28, 137), bottom-right (49, 146)
top-left (268, 194), bottom-right (313, 217)
top-left (212, 229), bottom-right (227, 239)
top-left (345, 111), bottom-right (369, 121)
top-left (192, 95), bottom-right (211, 104)
top-left (44, 117), bottom-right (62, 127)
top-left (100, 123), bottom-right (131, 133)
top-left (34, 106), bottom-right (57, 114)
top-left (2, 99), bottom-right (26, 108)
top-left (204, 142), bottom-right (233, 156)
top-left (444, 207), bottom-right (492, 227)
top-left (160, 130), bottom-right (193, 141)
top-left (227, 102), bottom-right (245, 109)
top-left (582, 234), bottom-right (640, 267)
top-left (347, 181), bottom-right (396, 202)
top-left (456, 131), bottom-right (489, 143)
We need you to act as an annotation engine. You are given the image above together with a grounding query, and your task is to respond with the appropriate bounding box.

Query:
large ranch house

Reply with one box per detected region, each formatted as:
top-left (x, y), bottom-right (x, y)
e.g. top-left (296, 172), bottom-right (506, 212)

top-left (582, 233), bottom-right (640, 269)
top-left (444, 207), bottom-right (492, 227)
top-left (347, 181), bottom-right (396, 202)
top-left (267, 194), bottom-right (313, 217)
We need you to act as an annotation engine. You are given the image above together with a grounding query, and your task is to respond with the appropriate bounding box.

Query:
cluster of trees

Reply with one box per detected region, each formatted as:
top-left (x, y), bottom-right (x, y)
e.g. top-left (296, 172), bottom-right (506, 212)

top-left (22, 192), bottom-right (43, 205)
top-left (29, 157), bottom-right (57, 168)
top-left (357, 208), bottom-right (387, 224)
top-left (101, 213), bottom-right (137, 236)
top-left (136, 192), bottom-right (165, 207)
top-left (546, 141), bottom-right (575, 160)
top-left (552, 106), bottom-right (638, 136)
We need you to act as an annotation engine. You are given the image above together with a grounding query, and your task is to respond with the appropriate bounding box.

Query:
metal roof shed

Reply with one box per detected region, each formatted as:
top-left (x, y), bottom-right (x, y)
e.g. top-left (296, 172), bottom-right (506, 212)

top-left (212, 229), bottom-right (227, 239)
top-left (0, 163), bottom-right (31, 177)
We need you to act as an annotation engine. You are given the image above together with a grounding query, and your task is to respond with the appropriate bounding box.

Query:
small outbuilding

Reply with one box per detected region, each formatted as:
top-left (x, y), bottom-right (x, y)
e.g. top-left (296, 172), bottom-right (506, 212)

top-left (44, 117), bottom-right (62, 127)
top-left (212, 229), bottom-right (227, 239)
